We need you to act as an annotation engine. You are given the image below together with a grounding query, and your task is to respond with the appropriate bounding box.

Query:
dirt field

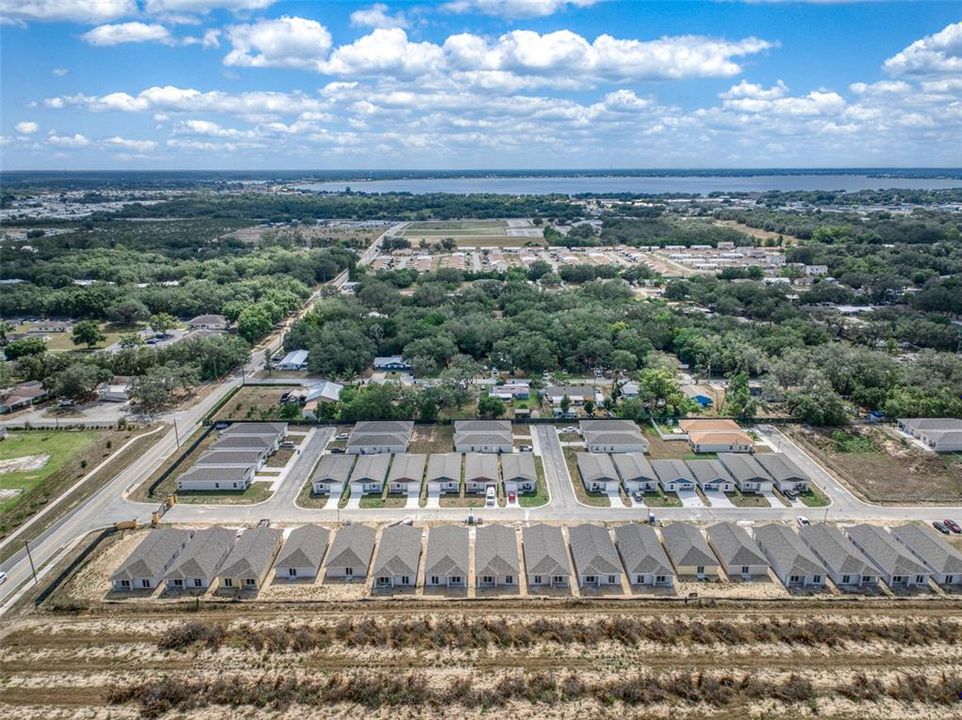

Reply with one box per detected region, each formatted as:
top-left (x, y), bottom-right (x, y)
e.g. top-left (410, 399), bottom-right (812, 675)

top-left (789, 425), bottom-right (962, 503)
top-left (211, 385), bottom-right (295, 422)
top-left (715, 219), bottom-right (802, 246)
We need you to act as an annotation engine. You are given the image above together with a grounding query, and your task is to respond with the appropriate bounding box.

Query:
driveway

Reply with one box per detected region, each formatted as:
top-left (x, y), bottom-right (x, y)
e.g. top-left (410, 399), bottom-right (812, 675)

top-left (704, 490), bottom-right (734, 508)
top-left (676, 489), bottom-right (706, 508)
top-left (404, 487), bottom-right (420, 509)
top-left (425, 488), bottom-right (441, 509)
top-left (345, 492), bottom-right (361, 510)
top-left (763, 490), bottom-right (789, 508)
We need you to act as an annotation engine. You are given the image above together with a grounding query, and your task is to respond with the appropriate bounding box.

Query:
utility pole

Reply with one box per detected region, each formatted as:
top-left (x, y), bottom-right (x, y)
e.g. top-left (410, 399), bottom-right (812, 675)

top-left (24, 539), bottom-right (38, 585)
top-left (173, 418), bottom-right (181, 448)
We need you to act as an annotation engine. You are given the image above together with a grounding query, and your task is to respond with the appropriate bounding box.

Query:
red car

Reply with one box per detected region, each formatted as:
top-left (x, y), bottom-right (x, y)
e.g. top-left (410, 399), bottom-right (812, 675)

top-left (943, 519), bottom-right (961, 534)
top-left (508, 491), bottom-right (517, 504)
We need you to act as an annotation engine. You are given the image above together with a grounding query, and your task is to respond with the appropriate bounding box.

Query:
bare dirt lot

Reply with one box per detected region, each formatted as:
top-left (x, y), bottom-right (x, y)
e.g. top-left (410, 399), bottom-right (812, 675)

top-left (789, 425), bottom-right (962, 504)
top-left (212, 385), bottom-right (295, 422)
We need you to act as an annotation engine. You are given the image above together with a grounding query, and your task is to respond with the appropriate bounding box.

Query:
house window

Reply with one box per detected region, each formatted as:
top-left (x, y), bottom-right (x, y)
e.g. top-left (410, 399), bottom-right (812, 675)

top-left (232, 483), bottom-right (237, 489)
top-left (740, 566), bottom-right (749, 575)
top-left (696, 566), bottom-right (704, 574)
top-left (376, 577), bottom-right (390, 587)
top-left (533, 575), bottom-right (542, 584)
top-left (400, 576), bottom-right (410, 585)
top-left (585, 575), bottom-right (597, 584)
top-left (789, 575), bottom-right (801, 584)
top-left (482, 575), bottom-right (493, 584)
top-left (813, 575), bottom-right (822, 584)
top-left (552, 575), bottom-right (565, 585)
top-left (607, 575), bottom-right (616, 584)
top-left (224, 578), bottom-right (234, 588)
top-left (915, 575), bottom-right (925, 584)
top-left (892, 575), bottom-right (905, 585)
top-left (193, 578), bottom-right (203, 588)
top-left (451, 576), bottom-right (462, 585)
top-left (636, 575), bottom-right (645, 584)
top-left (215, 483), bottom-right (220, 489)
top-left (288, 568), bottom-right (297, 577)
top-left (504, 575), bottom-right (514, 584)
top-left (655, 575), bottom-right (667, 584)
top-left (244, 578), bottom-right (256, 587)
top-left (946, 575), bottom-right (954, 584)
top-left (141, 579), bottom-right (151, 588)
top-left (841, 575), bottom-right (851, 584)
top-left (430, 575), bottom-right (440, 585)
top-left (345, 567), bottom-right (353, 577)
top-left (172, 579), bottom-right (183, 587)
top-left (120, 580), bottom-right (131, 588)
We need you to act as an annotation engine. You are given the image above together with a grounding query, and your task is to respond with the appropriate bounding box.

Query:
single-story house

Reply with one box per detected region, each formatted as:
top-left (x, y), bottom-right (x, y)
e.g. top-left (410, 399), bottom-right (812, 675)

top-left (523, 524), bottom-right (571, 587)
top-left (276, 349), bottom-right (309, 371)
top-left (274, 525), bottom-right (330, 581)
top-left (454, 419), bottom-right (514, 453)
top-left (706, 522), bottom-right (770, 580)
top-left (679, 418), bottom-right (753, 453)
top-left (891, 524), bottom-right (962, 586)
top-left (220, 422), bottom-right (287, 452)
top-left (660, 524), bottom-right (720, 580)
top-left (609, 454), bottom-right (657, 495)
top-left (349, 454), bottom-right (390, 496)
top-left (210, 434), bottom-right (276, 453)
top-left (373, 355), bottom-right (411, 372)
top-left (164, 527), bottom-right (235, 591)
top-left (755, 453), bottom-right (810, 493)
top-left (614, 523), bottom-right (674, 587)
top-left (99, 382), bottom-right (132, 403)
top-left (387, 453), bottom-right (426, 495)
top-left (464, 453), bottom-right (500, 494)
top-left (325, 524), bottom-right (376, 581)
top-left (754, 524), bottom-right (826, 588)
top-left (489, 381), bottom-right (531, 400)
top-left (371, 525), bottom-right (423, 589)
top-left (897, 418), bottom-right (962, 453)
top-left (32, 320), bottom-right (71, 333)
top-left (111, 528), bottom-right (194, 592)
top-left (717, 454), bottom-right (774, 494)
top-left (568, 524), bottom-right (623, 587)
top-left (301, 381), bottom-right (344, 417)
top-left (580, 419), bottom-right (649, 453)
top-left (187, 314), bottom-right (228, 331)
top-left (651, 459), bottom-right (696, 493)
top-left (0, 381), bottom-right (48, 414)
top-left (426, 452), bottom-right (462, 494)
top-left (576, 452), bottom-right (619, 493)
top-left (311, 454), bottom-right (354, 495)
top-left (194, 449), bottom-right (268, 471)
top-left (798, 524), bottom-right (877, 588)
top-left (501, 453), bottom-right (536, 494)
top-left (176, 465), bottom-right (255, 492)
top-left (686, 459), bottom-right (735, 492)
top-left (475, 524), bottom-right (520, 588)
top-left (425, 525), bottom-right (469, 588)
top-left (217, 525), bottom-right (284, 592)
top-left (543, 385), bottom-right (594, 406)
top-left (619, 381), bottom-right (639, 399)
top-left (845, 525), bottom-right (931, 589)
top-left (346, 420), bottom-right (413, 455)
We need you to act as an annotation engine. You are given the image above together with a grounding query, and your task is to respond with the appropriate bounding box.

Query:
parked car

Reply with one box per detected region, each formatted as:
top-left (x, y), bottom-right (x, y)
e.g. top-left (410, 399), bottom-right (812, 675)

top-left (632, 490), bottom-right (643, 502)
top-left (485, 486), bottom-right (496, 507)
top-left (279, 440), bottom-right (295, 449)
top-left (783, 490), bottom-right (797, 500)
top-left (519, 445), bottom-right (532, 452)
top-left (330, 447), bottom-right (345, 454)
top-left (933, 521), bottom-right (951, 535)
top-left (0, 571), bottom-right (7, 585)
top-left (943, 519), bottom-right (961, 534)
top-left (336, 433), bottom-right (350, 441)
top-left (796, 516), bottom-right (811, 527)
top-left (508, 491), bottom-right (516, 504)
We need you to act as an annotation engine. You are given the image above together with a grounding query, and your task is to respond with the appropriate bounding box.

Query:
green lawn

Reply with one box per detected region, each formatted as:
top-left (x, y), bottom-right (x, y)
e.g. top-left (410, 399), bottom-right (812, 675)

top-left (562, 447), bottom-right (610, 507)
top-left (518, 457), bottom-right (549, 508)
top-left (642, 490), bottom-right (682, 507)
top-left (725, 490), bottom-right (771, 508)
top-left (798, 483), bottom-right (831, 508)
top-left (296, 478), bottom-right (331, 508)
top-left (0, 431), bottom-right (102, 515)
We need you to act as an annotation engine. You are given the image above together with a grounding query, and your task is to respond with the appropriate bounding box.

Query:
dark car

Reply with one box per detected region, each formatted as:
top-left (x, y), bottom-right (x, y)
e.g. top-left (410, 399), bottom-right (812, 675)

top-left (932, 521), bottom-right (951, 535)
top-left (330, 447), bottom-right (345, 454)
top-left (943, 519), bottom-right (961, 534)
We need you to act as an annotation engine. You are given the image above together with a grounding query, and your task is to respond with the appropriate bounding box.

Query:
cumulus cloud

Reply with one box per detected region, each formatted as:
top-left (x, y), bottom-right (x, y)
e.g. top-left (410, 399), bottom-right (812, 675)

top-left (225, 16), bottom-right (332, 70)
top-left (15, 121), bottom-right (39, 134)
top-left (175, 118), bottom-right (254, 137)
top-left (103, 136), bottom-right (157, 151)
top-left (143, 0), bottom-right (276, 14)
top-left (443, 0), bottom-right (601, 19)
top-left (0, 0), bottom-right (135, 24)
top-left (47, 132), bottom-right (90, 147)
top-left (350, 3), bottom-right (407, 29)
top-left (884, 21), bottom-right (962, 76)
top-left (82, 22), bottom-right (173, 46)
top-left (720, 79), bottom-right (788, 99)
top-left (322, 28), bottom-right (444, 77)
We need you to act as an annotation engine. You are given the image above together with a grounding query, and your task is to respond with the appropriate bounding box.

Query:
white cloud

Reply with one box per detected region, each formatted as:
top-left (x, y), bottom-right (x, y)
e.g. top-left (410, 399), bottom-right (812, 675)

top-left (442, 0), bottom-right (601, 19)
top-left (103, 136), bottom-right (157, 151)
top-left (225, 16), bottom-right (332, 70)
top-left (82, 22), bottom-right (173, 46)
top-left (721, 79), bottom-right (788, 99)
top-left (15, 121), bottom-right (39, 134)
top-left (0, 0), bottom-right (135, 24)
top-left (47, 132), bottom-right (90, 147)
top-left (52, 67), bottom-right (69, 76)
top-left (884, 21), bottom-right (962, 76)
top-left (143, 0), bottom-right (276, 14)
top-left (322, 28), bottom-right (444, 77)
top-left (350, 3), bottom-right (407, 29)
top-left (182, 28), bottom-right (220, 47)
top-left (849, 80), bottom-right (912, 95)
top-left (175, 118), bottom-right (253, 137)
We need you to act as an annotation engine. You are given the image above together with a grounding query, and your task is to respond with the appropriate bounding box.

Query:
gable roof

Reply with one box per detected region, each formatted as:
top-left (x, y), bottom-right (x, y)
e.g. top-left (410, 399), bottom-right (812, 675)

top-left (845, 525), bottom-right (929, 577)
top-left (464, 453), bottom-right (499, 481)
top-left (426, 453), bottom-right (462, 483)
top-left (313, 454), bottom-right (355, 484)
top-left (717, 454), bottom-right (772, 483)
top-left (350, 454), bottom-right (391, 483)
top-left (754, 453), bottom-right (809, 484)
top-left (707, 522), bottom-right (768, 567)
top-left (651, 459), bottom-right (692, 484)
top-left (900, 417), bottom-right (962, 433)
top-left (685, 459), bottom-right (734, 485)
top-left (177, 465), bottom-right (252, 485)
top-left (501, 453), bottom-right (536, 483)
top-left (576, 452), bottom-right (618, 483)
top-left (211, 434), bottom-right (274, 451)
top-left (348, 421), bottom-right (413, 449)
top-left (614, 523), bottom-right (673, 577)
top-left (372, 525), bottom-right (423, 577)
top-left (568, 524), bottom-right (622, 576)
top-left (798, 524), bottom-right (875, 578)
top-left (612, 453), bottom-right (657, 483)
top-left (425, 525), bottom-right (469, 578)
top-left (387, 453), bottom-right (426, 483)
top-left (327, 524), bottom-right (376, 571)
top-left (661, 524), bottom-right (717, 569)
top-left (678, 418), bottom-right (741, 434)
top-left (218, 526), bottom-right (283, 579)
top-left (276, 525), bottom-right (330, 571)
top-left (165, 528), bottom-right (235, 581)
top-left (194, 450), bottom-right (265, 467)
top-left (475, 524), bottom-right (520, 577)
top-left (222, 422), bottom-right (287, 438)
top-left (754, 524), bottom-right (824, 578)
top-left (455, 420), bottom-right (512, 434)
top-left (522, 524), bottom-right (571, 576)
top-left (891, 524), bottom-right (962, 576)
top-left (112, 528), bottom-right (193, 582)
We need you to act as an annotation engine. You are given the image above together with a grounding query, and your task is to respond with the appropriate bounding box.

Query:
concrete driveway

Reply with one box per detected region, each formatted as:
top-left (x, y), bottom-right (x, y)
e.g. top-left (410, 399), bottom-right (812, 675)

top-left (425, 488), bottom-right (441, 508)
top-left (704, 490), bottom-right (734, 508)
top-left (676, 489), bottom-right (706, 508)
top-left (345, 493), bottom-right (361, 509)
top-left (404, 487), bottom-right (420, 509)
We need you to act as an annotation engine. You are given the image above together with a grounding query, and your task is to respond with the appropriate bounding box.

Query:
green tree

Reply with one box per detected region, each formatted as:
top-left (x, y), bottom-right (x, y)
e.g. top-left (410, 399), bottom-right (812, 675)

top-left (149, 312), bottom-right (178, 334)
top-left (54, 362), bottom-right (107, 401)
top-left (118, 333), bottom-right (143, 349)
top-left (418, 396), bottom-right (439, 421)
top-left (3, 337), bottom-right (47, 359)
top-left (71, 320), bottom-right (106, 349)
top-left (726, 371), bottom-right (757, 419)
top-left (236, 305), bottom-right (273, 344)
top-left (477, 394), bottom-right (506, 418)
top-left (560, 394), bottom-right (571, 415)
top-left (108, 299), bottom-right (150, 326)
top-left (583, 399), bottom-right (595, 416)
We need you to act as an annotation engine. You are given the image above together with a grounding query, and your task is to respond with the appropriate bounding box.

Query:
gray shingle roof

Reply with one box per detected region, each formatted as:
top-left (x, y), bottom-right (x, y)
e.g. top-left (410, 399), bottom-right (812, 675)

top-left (475, 524), bottom-right (520, 577)
top-left (313, 454), bottom-right (355, 484)
top-left (717, 454), bottom-right (772, 483)
top-left (651, 459), bottom-right (692, 484)
top-left (798, 524), bottom-right (875, 578)
top-left (212, 435), bottom-right (274, 451)
top-left (177, 466), bottom-right (252, 484)
top-left (112, 528), bottom-right (193, 582)
top-left (501, 453), bottom-right (536, 483)
top-left (454, 420), bottom-right (513, 448)
top-left (218, 526), bottom-right (283, 579)
top-left (523, 524), bottom-right (571, 577)
top-left (568, 524), bottom-right (622, 576)
top-left (455, 420), bottom-right (513, 433)
top-left (576, 452), bottom-right (618, 483)
top-left (372, 525), bottom-right (423, 577)
top-left (327, 524), bottom-right (376, 571)
top-left (754, 524), bottom-right (825, 578)
top-left (614, 523), bottom-right (673, 577)
top-left (427, 453), bottom-right (462, 482)
top-left (347, 421), bottom-right (413, 449)
top-left (900, 418), bottom-right (962, 433)
top-left (194, 450), bottom-right (264, 467)
top-left (425, 525), bottom-right (469, 577)
top-left (891, 524), bottom-right (962, 576)
top-left (612, 453), bottom-right (657, 483)
top-left (350, 454), bottom-right (391, 483)
top-left (387, 453), bottom-right (426, 483)
top-left (846, 525), bottom-right (929, 577)
top-left (754, 453), bottom-right (809, 484)
top-left (661, 524), bottom-right (718, 569)
top-left (464, 453), bottom-right (499, 481)
top-left (580, 420), bottom-right (648, 449)
top-left (707, 522), bottom-right (768, 567)
top-left (222, 422), bottom-right (287, 437)
top-left (685, 459), bottom-right (733, 485)
top-left (165, 527), bottom-right (235, 582)
top-left (276, 525), bottom-right (330, 571)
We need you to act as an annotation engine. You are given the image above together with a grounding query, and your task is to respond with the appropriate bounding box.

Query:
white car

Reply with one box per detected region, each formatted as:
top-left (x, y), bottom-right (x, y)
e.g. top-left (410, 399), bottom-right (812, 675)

top-left (0, 571), bottom-right (7, 585)
top-left (796, 516), bottom-right (812, 528)
top-left (336, 433), bottom-right (350, 441)
top-left (485, 486), bottom-right (497, 507)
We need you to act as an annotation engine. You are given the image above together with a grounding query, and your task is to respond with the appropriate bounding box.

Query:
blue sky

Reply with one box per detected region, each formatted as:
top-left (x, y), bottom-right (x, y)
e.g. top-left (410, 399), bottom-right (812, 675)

top-left (1, 1), bottom-right (960, 170)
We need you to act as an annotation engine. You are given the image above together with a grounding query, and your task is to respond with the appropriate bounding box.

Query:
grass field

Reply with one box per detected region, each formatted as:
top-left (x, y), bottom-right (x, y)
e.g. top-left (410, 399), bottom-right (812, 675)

top-left (517, 457), bottom-right (549, 508)
top-left (212, 385), bottom-right (295, 422)
top-left (402, 219), bottom-right (546, 248)
top-left (562, 447), bottom-right (610, 507)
